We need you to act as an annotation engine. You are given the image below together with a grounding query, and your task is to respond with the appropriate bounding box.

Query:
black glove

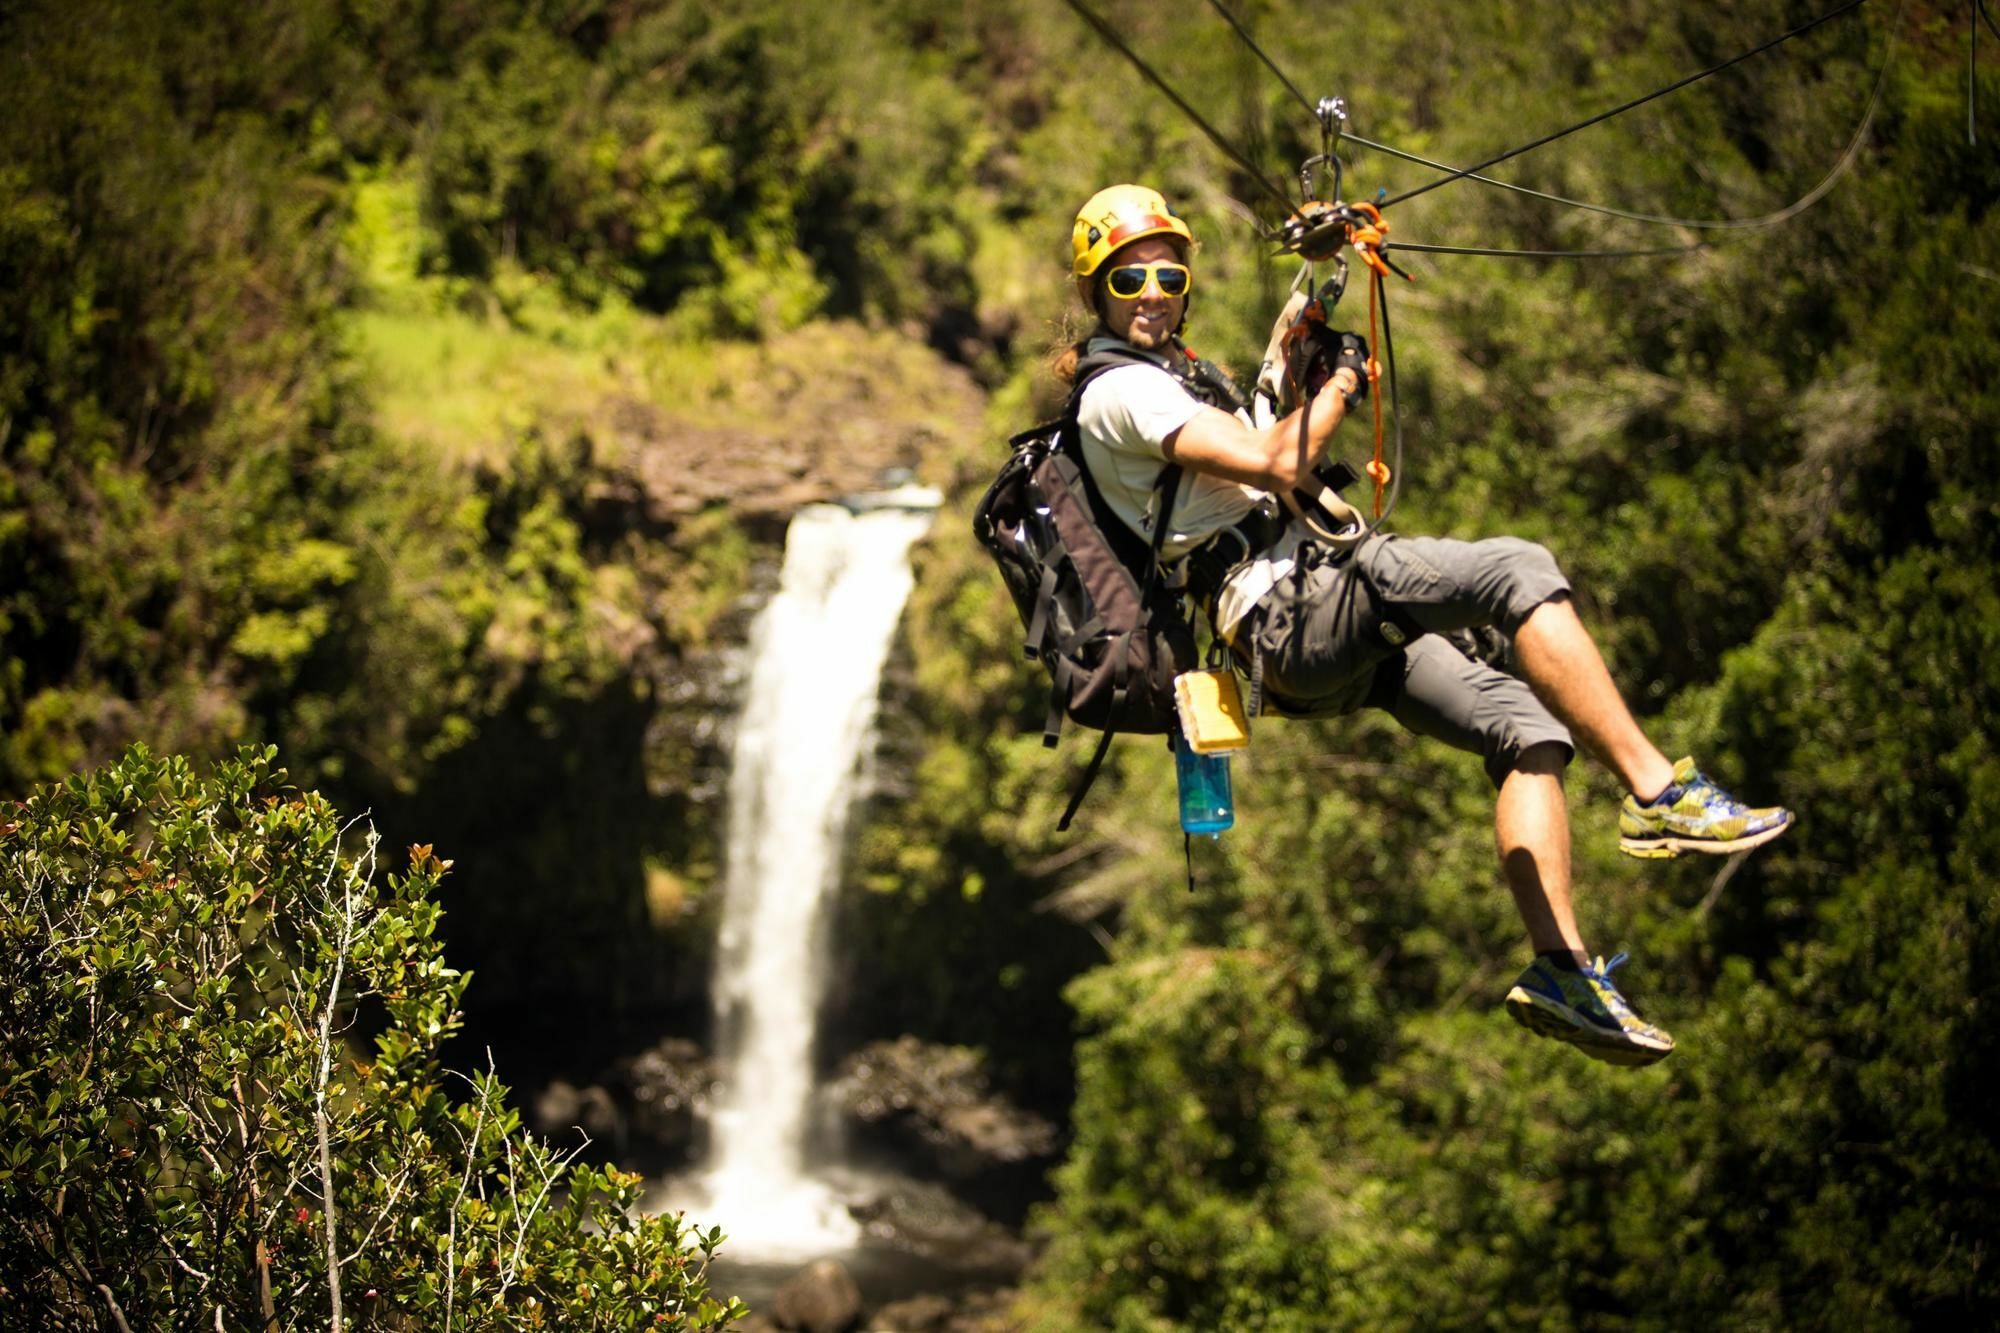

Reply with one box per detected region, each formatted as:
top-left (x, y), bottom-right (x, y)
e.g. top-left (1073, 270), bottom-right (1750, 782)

top-left (1328, 331), bottom-right (1369, 405)
top-left (1293, 326), bottom-right (1370, 409)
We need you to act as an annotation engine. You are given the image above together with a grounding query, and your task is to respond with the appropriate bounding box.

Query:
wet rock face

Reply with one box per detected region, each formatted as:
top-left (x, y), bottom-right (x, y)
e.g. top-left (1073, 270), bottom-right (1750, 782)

top-left (830, 1037), bottom-right (1059, 1167)
top-left (611, 1037), bottom-right (717, 1165)
top-left (530, 1079), bottom-right (629, 1158)
top-left (871, 1288), bottom-right (1020, 1332)
top-left (845, 1178), bottom-right (1033, 1276)
top-left (827, 1037), bottom-right (1060, 1224)
top-left (616, 324), bottom-right (983, 532)
top-left (770, 1258), bottom-right (863, 1333)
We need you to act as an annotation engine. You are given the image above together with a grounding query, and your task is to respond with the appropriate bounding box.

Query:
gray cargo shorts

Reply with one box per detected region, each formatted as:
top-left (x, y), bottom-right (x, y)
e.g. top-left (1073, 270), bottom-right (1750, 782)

top-left (1245, 533), bottom-right (1575, 786)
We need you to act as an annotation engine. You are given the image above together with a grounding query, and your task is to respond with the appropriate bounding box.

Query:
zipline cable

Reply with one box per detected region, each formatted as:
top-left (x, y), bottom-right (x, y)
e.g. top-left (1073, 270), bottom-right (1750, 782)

top-left (1387, 239), bottom-right (1701, 259)
top-left (1205, 0), bottom-right (1742, 228)
top-left (1059, 0), bottom-right (1300, 222)
top-left (1203, 0), bottom-right (1317, 119)
top-left (1378, 0), bottom-right (1872, 209)
top-left (1203, 0), bottom-right (1887, 239)
top-left (1983, 0), bottom-right (2000, 42)
top-left (1373, 11), bottom-right (1896, 258)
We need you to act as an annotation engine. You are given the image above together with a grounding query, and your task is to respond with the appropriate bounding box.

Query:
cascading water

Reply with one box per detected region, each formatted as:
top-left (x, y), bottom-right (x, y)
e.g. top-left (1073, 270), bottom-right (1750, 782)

top-left (694, 489), bottom-right (937, 1260)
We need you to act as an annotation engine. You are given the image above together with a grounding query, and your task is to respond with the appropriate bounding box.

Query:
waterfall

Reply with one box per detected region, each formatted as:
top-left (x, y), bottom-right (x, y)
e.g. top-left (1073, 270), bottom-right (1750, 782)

top-left (697, 491), bottom-right (937, 1259)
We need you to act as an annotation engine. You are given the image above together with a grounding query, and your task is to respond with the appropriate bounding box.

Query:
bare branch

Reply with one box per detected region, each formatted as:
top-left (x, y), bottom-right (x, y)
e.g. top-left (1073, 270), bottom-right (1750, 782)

top-left (340, 1162), bottom-right (412, 1266)
top-left (161, 1235), bottom-right (214, 1282)
top-left (95, 1284), bottom-right (135, 1333)
top-left (313, 827), bottom-right (373, 1333)
top-left (495, 1074), bottom-right (594, 1298)
top-left (444, 1053), bottom-right (495, 1333)
top-left (1694, 850), bottom-right (1751, 919)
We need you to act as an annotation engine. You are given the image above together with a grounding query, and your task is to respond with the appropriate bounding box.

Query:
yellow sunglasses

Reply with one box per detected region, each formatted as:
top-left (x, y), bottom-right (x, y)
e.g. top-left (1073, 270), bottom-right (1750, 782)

top-left (1104, 261), bottom-right (1193, 300)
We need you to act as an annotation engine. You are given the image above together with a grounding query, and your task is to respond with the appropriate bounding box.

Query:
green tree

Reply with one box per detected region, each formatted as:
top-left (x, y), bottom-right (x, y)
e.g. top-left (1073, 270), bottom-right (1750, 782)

top-left (0, 745), bottom-right (744, 1329)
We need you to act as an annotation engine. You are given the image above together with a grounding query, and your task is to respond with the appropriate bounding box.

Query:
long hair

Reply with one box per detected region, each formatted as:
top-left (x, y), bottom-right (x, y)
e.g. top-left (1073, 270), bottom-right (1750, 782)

top-left (1045, 307), bottom-right (1094, 387)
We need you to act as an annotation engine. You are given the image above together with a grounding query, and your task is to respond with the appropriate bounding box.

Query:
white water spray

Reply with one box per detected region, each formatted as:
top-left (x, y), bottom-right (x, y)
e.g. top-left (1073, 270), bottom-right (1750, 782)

top-left (697, 493), bottom-right (937, 1259)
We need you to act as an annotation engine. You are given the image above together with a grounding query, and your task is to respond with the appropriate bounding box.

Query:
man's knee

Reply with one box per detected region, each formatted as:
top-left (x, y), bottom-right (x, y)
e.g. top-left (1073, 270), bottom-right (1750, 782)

top-left (1483, 537), bottom-right (1570, 635)
top-left (1511, 739), bottom-right (1571, 777)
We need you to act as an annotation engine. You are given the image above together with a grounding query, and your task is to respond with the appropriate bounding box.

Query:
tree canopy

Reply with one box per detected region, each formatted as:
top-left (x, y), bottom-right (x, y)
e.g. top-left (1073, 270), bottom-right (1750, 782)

top-left (3, 0), bottom-right (1996, 1326)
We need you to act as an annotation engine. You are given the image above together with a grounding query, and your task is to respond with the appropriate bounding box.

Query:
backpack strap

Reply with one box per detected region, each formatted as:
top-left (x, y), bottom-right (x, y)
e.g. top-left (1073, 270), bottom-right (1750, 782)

top-left (1049, 335), bottom-right (1194, 832)
top-left (1055, 461), bottom-right (1182, 831)
top-left (1024, 563), bottom-right (1060, 661)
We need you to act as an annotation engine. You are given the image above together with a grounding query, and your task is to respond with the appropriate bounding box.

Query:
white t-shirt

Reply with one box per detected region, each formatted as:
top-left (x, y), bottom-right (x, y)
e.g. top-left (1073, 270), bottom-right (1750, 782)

top-left (1076, 364), bottom-right (1261, 556)
top-left (1076, 362), bottom-right (1304, 638)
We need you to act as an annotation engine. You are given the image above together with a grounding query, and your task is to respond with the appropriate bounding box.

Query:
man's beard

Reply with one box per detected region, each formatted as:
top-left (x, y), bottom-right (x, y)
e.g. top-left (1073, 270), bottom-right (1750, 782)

top-left (1120, 313), bottom-right (1176, 349)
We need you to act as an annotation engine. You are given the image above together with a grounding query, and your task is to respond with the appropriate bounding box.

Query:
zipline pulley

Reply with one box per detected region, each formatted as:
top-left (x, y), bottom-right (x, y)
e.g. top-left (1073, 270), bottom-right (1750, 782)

top-left (1298, 95), bottom-right (1348, 204)
top-left (1279, 199), bottom-right (1412, 283)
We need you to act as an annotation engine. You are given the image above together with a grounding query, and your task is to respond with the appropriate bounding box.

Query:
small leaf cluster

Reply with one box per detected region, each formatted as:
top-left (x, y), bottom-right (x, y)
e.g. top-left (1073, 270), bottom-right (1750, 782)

top-left (0, 744), bottom-right (744, 1330)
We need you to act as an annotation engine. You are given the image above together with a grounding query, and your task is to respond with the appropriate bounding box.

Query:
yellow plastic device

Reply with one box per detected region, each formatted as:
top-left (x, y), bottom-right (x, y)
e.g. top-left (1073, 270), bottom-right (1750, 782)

top-left (1175, 669), bottom-right (1250, 754)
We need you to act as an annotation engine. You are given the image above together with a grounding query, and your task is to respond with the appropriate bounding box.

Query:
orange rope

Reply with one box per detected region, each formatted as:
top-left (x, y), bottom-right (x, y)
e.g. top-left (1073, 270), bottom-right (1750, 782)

top-left (1364, 273), bottom-right (1388, 515)
top-left (1278, 201), bottom-right (1405, 515)
top-left (1337, 203), bottom-right (1399, 517)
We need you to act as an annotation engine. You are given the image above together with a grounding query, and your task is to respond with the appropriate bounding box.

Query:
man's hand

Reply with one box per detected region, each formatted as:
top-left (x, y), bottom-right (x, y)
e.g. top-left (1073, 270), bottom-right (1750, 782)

top-left (1297, 326), bottom-right (1370, 407)
top-left (1327, 331), bottom-right (1369, 405)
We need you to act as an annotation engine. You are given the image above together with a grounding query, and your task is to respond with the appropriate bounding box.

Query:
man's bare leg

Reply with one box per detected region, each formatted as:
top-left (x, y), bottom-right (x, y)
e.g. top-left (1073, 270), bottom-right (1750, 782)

top-left (1512, 596), bottom-right (1676, 801)
top-left (1497, 743), bottom-right (1587, 963)
top-left (1496, 742), bottom-right (1676, 1064)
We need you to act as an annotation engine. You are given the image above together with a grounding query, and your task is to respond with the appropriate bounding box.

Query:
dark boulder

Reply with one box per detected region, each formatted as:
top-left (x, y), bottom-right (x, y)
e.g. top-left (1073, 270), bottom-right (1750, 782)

top-left (529, 1079), bottom-right (627, 1157)
top-left (827, 1037), bottom-right (1059, 1224)
top-left (605, 1036), bottom-right (717, 1168)
top-left (770, 1259), bottom-right (862, 1333)
top-left (845, 1177), bottom-right (1032, 1275)
top-left (871, 1287), bottom-right (1021, 1332)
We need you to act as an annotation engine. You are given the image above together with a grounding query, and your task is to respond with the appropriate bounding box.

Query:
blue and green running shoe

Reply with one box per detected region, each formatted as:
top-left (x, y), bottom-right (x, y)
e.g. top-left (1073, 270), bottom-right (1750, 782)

top-left (1504, 952), bottom-right (1674, 1067)
top-left (1618, 756), bottom-right (1792, 859)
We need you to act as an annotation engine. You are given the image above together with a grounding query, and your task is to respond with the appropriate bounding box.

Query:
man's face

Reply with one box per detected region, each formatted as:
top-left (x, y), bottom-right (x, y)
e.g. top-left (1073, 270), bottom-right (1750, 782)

top-left (1088, 235), bottom-right (1188, 350)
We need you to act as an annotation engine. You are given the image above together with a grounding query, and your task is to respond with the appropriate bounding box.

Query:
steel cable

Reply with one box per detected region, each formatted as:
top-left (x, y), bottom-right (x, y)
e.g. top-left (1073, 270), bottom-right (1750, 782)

top-left (1374, 16), bottom-right (1895, 264)
top-left (1378, 0), bottom-right (1872, 209)
top-left (1203, 0), bottom-right (1889, 242)
top-left (1058, 0), bottom-right (1300, 222)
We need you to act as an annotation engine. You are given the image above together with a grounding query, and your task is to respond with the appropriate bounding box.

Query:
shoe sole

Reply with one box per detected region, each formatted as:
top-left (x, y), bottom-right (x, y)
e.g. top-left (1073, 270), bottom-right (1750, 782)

top-left (1618, 812), bottom-right (1793, 860)
top-left (1505, 987), bottom-right (1673, 1067)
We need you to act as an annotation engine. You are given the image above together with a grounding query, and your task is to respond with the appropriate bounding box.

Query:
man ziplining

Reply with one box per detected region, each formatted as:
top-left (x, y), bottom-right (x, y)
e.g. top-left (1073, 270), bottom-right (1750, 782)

top-left (1052, 183), bottom-right (1792, 1067)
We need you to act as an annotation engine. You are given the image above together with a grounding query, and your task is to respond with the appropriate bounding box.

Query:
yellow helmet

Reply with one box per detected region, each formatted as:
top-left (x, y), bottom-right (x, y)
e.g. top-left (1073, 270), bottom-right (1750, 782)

top-left (1071, 184), bottom-right (1193, 278)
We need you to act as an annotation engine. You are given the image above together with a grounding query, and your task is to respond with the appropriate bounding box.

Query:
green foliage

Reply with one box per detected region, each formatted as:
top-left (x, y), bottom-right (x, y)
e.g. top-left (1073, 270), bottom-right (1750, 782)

top-left (3, 0), bottom-right (1997, 1322)
top-left (0, 744), bottom-right (744, 1329)
top-left (845, 2), bottom-right (2000, 1327)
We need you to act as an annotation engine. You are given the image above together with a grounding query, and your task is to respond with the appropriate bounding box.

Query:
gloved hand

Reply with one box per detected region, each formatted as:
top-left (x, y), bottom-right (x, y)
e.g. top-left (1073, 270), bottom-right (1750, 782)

top-left (1294, 325), bottom-right (1370, 407)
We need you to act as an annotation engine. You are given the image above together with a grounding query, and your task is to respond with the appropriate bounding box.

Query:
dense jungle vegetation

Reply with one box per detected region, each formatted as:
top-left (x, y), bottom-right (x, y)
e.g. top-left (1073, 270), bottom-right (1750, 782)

top-left (4, 0), bottom-right (1996, 1326)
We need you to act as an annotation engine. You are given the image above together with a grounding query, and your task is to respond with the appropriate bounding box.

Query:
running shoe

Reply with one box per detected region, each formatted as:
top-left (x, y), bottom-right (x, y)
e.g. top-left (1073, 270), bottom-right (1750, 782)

top-left (1618, 756), bottom-right (1792, 859)
top-left (1504, 952), bottom-right (1675, 1067)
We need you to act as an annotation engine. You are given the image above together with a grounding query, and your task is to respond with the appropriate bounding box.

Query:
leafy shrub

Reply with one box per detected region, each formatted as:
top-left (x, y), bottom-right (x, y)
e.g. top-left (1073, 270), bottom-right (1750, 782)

top-left (0, 744), bottom-right (744, 1331)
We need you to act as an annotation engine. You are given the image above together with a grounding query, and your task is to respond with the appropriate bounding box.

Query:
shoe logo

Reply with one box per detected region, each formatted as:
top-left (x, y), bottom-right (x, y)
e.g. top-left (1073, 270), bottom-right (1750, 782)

top-left (1519, 966), bottom-right (1569, 1005)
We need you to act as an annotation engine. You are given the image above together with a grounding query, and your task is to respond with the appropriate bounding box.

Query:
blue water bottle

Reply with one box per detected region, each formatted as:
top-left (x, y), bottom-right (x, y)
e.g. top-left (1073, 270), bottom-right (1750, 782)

top-left (1175, 739), bottom-right (1235, 836)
